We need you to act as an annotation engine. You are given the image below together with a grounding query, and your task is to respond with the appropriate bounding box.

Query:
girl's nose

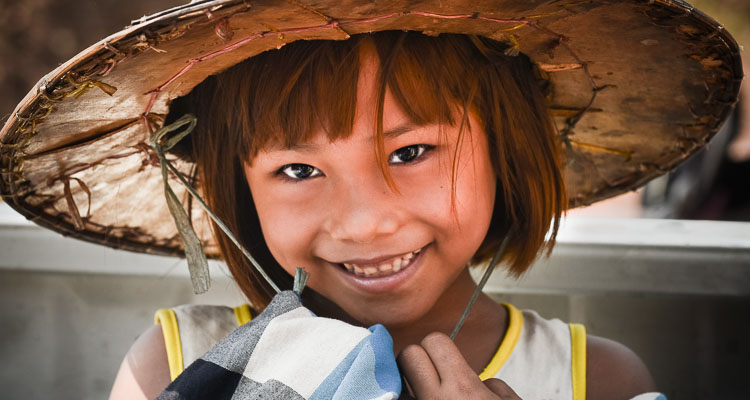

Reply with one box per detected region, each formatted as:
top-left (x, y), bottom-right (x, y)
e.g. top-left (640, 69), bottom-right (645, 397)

top-left (327, 181), bottom-right (402, 244)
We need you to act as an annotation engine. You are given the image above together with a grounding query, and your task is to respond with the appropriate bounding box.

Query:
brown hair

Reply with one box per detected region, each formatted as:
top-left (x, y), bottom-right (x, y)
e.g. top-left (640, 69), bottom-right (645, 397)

top-left (169, 31), bottom-right (566, 309)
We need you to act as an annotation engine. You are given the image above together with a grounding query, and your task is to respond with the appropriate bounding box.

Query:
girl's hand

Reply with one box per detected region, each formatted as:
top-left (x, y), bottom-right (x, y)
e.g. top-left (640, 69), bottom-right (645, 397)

top-left (397, 332), bottom-right (521, 399)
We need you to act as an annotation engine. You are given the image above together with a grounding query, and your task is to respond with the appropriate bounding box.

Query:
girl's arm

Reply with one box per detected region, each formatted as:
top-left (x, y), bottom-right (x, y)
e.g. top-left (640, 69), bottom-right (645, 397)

top-left (109, 324), bottom-right (172, 400)
top-left (586, 334), bottom-right (657, 399)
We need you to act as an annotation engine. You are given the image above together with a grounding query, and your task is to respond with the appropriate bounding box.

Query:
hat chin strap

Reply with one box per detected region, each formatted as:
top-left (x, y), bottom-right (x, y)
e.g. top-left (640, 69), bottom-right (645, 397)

top-left (150, 114), bottom-right (281, 295)
top-left (449, 235), bottom-right (510, 340)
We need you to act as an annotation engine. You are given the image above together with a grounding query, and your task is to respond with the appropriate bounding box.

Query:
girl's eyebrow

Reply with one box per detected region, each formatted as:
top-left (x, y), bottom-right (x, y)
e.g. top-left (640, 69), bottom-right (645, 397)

top-left (382, 123), bottom-right (416, 139)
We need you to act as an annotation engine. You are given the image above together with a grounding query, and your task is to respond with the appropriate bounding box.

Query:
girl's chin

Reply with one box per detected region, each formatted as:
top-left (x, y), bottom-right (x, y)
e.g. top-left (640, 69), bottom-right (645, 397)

top-left (337, 300), bottom-right (432, 328)
top-left (300, 286), bottom-right (428, 327)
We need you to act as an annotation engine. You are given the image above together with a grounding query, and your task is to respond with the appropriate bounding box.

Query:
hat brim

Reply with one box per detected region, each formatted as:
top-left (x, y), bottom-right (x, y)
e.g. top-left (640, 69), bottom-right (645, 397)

top-left (0, 0), bottom-right (742, 258)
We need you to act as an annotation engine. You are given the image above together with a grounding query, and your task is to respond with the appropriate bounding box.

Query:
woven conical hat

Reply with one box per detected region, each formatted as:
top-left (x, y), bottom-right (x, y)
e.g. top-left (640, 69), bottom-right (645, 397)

top-left (0, 0), bottom-right (742, 258)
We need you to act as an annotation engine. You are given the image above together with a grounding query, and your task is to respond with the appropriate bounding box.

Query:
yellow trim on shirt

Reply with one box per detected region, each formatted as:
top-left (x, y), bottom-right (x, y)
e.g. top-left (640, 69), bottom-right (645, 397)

top-left (154, 308), bottom-right (184, 381)
top-left (233, 304), bottom-right (253, 326)
top-left (478, 303), bottom-right (523, 380)
top-left (569, 323), bottom-right (587, 400)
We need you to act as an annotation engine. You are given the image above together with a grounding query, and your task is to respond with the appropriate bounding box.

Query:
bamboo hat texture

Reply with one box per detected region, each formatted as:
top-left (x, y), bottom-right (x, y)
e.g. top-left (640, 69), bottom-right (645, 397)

top-left (0, 0), bottom-right (742, 260)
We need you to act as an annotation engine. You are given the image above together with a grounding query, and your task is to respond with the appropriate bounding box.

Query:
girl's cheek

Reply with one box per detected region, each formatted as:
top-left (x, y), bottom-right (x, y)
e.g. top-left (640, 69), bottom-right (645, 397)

top-left (256, 213), bottom-right (306, 274)
top-left (252, 189), bottom-right (328, 269)
top-left (398, 154), bottom-right (480, 222)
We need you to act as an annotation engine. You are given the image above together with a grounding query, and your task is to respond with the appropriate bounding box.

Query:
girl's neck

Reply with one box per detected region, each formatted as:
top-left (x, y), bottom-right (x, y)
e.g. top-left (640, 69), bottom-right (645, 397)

top-left (301, 268), bottom-right (508, 374)
top-left (386, 268), bottom-right (508, 373)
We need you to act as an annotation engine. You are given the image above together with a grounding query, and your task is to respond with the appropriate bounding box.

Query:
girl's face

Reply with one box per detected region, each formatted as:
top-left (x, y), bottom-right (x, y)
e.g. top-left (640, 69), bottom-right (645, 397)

top-left (244, 49), bottom-right (496, 328)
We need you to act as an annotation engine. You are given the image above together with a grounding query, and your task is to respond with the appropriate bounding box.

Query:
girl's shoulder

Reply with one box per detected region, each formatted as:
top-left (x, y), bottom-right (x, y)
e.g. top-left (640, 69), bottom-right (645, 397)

top-left (586, 333), bottom-right (657, 399)
top-left (496, 306), bottom-right (656, 399)
top-left (109, 324), bottom-right (171, 400)
top-left (110, 304), bottom-right (248, 400)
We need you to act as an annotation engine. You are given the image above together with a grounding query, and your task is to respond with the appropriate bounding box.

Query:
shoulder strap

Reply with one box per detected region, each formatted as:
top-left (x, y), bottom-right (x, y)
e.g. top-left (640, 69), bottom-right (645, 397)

top-left (233, 304), bottom-right (253, 326)
top-left (154, 308), bottom-right (184, 381)
top-left (478, 303), bottom-right (524, 380)
top-left (154, 304), bottom-right (254, 382)
top-left (569, 323), bottom-right (587, 400)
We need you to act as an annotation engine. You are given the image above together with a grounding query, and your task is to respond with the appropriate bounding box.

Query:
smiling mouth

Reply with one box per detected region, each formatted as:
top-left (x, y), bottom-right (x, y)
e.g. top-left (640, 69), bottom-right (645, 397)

top-left (339, 248), bottom-right (423, 278)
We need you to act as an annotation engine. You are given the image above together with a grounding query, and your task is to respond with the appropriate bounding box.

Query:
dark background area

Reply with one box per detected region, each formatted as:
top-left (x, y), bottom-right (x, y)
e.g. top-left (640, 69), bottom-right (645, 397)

top-left (0, 0), bottom-right (183, 119)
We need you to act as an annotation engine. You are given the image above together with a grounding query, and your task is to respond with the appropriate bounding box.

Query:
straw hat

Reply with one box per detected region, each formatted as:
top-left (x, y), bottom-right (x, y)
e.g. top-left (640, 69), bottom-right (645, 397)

top-left (0, 0), bottom-right (742, 261)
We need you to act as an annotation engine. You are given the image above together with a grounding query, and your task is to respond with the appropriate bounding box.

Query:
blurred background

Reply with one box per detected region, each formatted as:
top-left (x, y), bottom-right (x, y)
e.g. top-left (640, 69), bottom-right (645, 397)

top-left (566, 0), bottom-right (750, 221)
top-left (0, 0), bottom-right (749, 399)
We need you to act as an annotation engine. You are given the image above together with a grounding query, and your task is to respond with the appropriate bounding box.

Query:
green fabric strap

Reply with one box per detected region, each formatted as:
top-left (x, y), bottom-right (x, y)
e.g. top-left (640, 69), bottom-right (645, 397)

top-left (149, 114), bottom-right (280, 294)
top-left (293, 267), bottom-right (310, 295)
top-left (450, 235), bottom-right (511, 340)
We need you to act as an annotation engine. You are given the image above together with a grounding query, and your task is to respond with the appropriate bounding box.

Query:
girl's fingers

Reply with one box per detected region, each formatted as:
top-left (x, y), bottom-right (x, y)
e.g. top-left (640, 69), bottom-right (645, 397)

top-left (419, 332), bottom-right (474, 384)
top-left (484, 378), bottom-right (522, 399)
top-left (398, 332), bottom-right (524, 399)
top-left (396, 343), bottom-right (440, 397)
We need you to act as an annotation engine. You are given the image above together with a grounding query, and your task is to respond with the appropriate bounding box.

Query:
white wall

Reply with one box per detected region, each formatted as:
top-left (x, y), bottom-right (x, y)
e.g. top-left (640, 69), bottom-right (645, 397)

top-left (2, 204), bottom-right (750, 399)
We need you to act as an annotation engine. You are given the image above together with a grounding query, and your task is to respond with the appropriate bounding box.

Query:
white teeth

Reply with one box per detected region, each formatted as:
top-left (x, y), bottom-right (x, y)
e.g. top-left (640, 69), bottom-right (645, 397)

top-left (341, 248), bottom-right (421, 278)
top-left (392, 260), bottom-right (402, 273)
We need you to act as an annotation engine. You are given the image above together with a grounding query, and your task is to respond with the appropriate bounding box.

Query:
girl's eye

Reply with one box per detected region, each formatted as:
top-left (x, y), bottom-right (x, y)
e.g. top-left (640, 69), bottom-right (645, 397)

top-left (278, 164), bottom-right (322, 180)
top-left (388, 144), bottom-right (433, 164)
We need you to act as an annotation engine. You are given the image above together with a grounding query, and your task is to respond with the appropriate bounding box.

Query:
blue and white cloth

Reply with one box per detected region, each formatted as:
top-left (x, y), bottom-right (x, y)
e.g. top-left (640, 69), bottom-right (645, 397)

top-left (158, 291), bottom-right (401, 399)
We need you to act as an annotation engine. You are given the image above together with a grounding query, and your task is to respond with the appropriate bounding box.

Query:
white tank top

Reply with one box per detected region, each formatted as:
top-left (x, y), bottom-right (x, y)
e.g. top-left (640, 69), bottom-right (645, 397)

top-left (154, 303), bottom-right (657, 399)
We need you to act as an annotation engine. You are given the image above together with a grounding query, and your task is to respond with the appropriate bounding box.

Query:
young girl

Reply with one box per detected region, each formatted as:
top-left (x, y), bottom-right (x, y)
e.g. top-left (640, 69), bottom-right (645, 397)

top-left (113, 32), bottom-right (652, 399)
top-left (0, 1), bottom-right (740, 399)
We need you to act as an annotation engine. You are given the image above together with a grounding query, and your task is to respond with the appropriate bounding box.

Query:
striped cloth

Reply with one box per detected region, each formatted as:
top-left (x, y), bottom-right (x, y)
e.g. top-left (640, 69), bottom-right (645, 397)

top-left (157, 291), bottom-right (401, 399)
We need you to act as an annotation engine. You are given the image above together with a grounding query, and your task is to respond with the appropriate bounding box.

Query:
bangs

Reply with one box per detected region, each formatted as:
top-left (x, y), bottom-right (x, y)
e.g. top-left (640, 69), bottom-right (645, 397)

top-left (219, 32), bottom-right (478, 161)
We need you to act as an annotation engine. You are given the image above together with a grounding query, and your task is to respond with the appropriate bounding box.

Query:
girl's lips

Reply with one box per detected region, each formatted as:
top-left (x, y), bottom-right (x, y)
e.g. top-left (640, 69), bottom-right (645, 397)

top-left (331, 244), bottom-right (429, 293)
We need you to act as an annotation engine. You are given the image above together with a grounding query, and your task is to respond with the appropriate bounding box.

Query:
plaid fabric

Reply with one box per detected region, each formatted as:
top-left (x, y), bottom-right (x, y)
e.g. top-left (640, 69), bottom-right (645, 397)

top-left (158, 291), bottom-right (401, 399)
